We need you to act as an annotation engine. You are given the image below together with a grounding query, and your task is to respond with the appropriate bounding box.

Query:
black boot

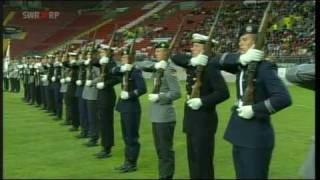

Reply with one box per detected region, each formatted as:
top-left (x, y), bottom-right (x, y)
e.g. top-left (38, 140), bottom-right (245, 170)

top-left (69, 126), bottom-right (78, 131)
top-left (84, 139), bottom-right (98, 147)
top-left (159, 175), bottom-right (173, 179)
top-left (95, 149), bottom-right (111, 159)
top-left (117, 159), bottom-right (137, 173)
top-left (75, 132), bottom-right (88, 139)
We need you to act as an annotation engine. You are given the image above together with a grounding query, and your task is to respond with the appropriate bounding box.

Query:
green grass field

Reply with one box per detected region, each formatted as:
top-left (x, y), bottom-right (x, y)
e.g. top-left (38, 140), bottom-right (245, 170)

top-left (3, 81), bottom-right (315, 179)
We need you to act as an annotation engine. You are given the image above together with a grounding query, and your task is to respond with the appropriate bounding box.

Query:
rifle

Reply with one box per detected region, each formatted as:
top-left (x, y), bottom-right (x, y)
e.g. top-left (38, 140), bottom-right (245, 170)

top-left (123, 30), bottom-right (138, 91)
top-left (99, 24), bottom-right (118, 83)
top-left (152, 16), bottom-right (186, 94)
top-left (242, 2), bottom-right (272, 105)
top-left (190, 0), bottom-right (224, 98)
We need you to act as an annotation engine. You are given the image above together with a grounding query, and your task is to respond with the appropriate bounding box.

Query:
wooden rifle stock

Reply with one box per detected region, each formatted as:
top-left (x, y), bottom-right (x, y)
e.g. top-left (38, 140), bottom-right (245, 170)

top-left (123, 30), bottom-right (138, 91)
top-left (190, 0), bottom-right (224, 98)
top-left (100, 24), bottom-right (118, 82)
top-left (152, 17), bottom-right (186, 94)
top-left (242, 1), bottom-right (272, 105)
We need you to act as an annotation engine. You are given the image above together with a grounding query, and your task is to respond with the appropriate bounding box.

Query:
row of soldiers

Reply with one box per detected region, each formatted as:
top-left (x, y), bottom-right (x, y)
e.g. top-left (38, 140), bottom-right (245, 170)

top-left (16, 23), bottom-right (292, 179)
top-left (3, 60), bottom-right (22, 93)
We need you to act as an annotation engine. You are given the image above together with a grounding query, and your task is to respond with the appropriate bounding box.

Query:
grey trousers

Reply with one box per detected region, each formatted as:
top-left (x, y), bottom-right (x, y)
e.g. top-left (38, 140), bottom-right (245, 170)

top-left (152, 122), bottom-right (176, 179)
top-left (87, 100), bottom-right (99, 141)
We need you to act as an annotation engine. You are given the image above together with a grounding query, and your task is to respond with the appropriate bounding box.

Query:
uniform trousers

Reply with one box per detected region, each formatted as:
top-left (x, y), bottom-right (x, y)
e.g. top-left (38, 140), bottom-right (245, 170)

top-left (87, 100), bottom-right (98, 141)
top-left (152, 122), bottom-right (176, 179)
top-left (232, 145), bottom-right (273, 179)
top-left (98, 106), bottom-right (114, 152)
top-left (53, 83), bottom-right (62, 118)
top-left (120, 112), bottom-right (141, 163)
top-left (78, 97), bottom-right (88, 135)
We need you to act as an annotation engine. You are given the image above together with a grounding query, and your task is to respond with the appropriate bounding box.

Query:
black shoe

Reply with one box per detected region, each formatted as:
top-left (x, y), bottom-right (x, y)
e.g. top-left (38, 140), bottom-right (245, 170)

top-left (118, 164), bottom-right (137, 173)
top-left (84, 140), bottom-right (98, 147)
top-left (95, 150), bottom-right (112, 159)
top-left (60, 122), bottom-right (71, 126)
top-left (159, 175), bottom-right (173, 179)
top-left (49, 113), bottom-right (57, 116)
top-left (53, 117), bottom-right (62, 121)
top-left (75, 133), bottom-right (88, 139)
top-left (114, 162), bottom-right (129, 171)
top-left (69, 127), bottom-right (78, 131)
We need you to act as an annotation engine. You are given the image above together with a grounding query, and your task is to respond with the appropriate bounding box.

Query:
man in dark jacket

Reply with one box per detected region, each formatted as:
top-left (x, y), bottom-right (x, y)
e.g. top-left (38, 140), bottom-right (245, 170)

top-left (171, 33), bottom-right (230, 179)
top-left (218, 24), bottom-right (292, 179)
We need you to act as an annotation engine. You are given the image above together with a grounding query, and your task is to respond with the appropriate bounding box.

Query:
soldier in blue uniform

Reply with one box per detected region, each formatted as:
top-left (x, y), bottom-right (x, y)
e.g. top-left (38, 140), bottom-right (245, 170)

top-left (34, 56), bottom-right (42, 107)
top-left (111, 48), bottom-right (146, 173)
top-left (52, 53), bottom-right (63, 120)
top-left (171, 33), bottom-right (230, 179)
top-left (92, 44), bottom-right (121, 158)
top-left (217, 25), bottom-right (292, 179)
top-left (40, 55), bottom-right (49, 111)
top-left (64, 52), bottom-right (80, 131)
top-left (46, 55), bottom-right (56, 115)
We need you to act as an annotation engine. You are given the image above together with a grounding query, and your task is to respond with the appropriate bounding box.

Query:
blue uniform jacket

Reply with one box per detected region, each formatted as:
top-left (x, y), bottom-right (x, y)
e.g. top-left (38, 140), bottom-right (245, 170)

top-left (218, 52), bottom-right (292, 148)
top-left (112, 66), bottom-right (147, 113)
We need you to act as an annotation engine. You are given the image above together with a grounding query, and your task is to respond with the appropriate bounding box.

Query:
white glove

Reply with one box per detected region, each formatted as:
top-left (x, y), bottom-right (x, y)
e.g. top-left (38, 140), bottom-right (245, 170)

top-left (41, 75), bottom-right (48, 82)
top-left (99, 57), bottom-right (109, 64)
top-left (154, 60), bottom-right (168, 70)
top-left (187, 98), bottom-right (203, 110)
top-left (85, 80), bottom-right (92, 86)
top-left (54, 62), bottom-right (60, 67)
top-left (24, 64), bottom-right (28, 68)
top-left (51, 76), bottom-right (56, 82)
top-left (70, 60), bottom-right (76, 64)
top-left (65, 77), bottom-right (71, 82)
top-left (60, 78), bottom-right (65, 84)
top-left (148, 94), bottom-right (159, 102)
top-left (190, 54), bottom-right (208, 66)
top-left (237, 105), bottom-right (254, 119)
top-left (239, 48), bottom-right (264, 66)
top-left (76, 80), bottom-right (82, 86)
top-left (120, 64), bottom-right (133, 72)
top-left (84, 60), bottom-right (90, 65)
top-left (96, 82), bottom-right (105, 89)
top-left (120, 91), bottom-right (129, 100)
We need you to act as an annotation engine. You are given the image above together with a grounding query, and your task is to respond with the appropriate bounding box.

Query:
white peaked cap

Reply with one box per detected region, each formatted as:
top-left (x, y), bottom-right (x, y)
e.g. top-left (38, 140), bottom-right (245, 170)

top-left (192, 33), bottom-right (219, 44)
top-left (68, 52), bottom-right (78, 56)
top-left (192, 33), bottom-right (208, 42)
top-left (99, 44), bottom-right (111, 49)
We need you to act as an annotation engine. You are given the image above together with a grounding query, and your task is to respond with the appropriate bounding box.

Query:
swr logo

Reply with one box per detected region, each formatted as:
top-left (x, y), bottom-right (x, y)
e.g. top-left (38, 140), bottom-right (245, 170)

top-left (22, 11), bottom-right (60, 20)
